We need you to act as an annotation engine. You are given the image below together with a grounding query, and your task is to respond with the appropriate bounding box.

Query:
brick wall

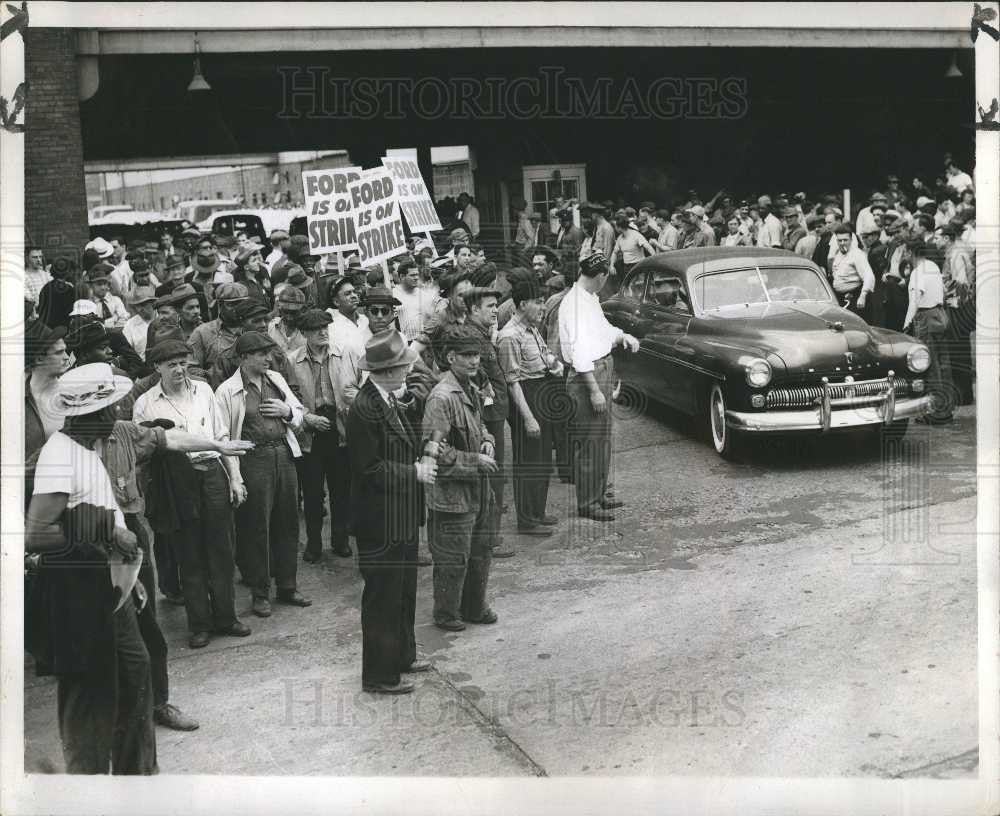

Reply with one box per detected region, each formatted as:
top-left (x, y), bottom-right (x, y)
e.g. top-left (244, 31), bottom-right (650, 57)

top-left (25, 28), bottom-right (89, 261)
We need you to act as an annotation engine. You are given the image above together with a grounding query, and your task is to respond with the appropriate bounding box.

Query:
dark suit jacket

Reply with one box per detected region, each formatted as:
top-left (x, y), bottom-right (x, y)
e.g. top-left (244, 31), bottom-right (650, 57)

top-left (346, 379), bottom-right (425, 545)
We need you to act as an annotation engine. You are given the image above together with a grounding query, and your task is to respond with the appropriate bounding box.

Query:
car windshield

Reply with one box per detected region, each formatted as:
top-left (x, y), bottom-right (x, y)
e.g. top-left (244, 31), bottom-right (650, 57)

top-left (693, 266), bottom-right (831, 312)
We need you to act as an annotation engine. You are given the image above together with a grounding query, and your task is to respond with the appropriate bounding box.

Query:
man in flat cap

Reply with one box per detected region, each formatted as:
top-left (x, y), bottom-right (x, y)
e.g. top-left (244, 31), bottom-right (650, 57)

top-left (348, 329), bottom-right (436, 694)
top-left (215, 331), bottom-right (311, 617)
top-left (209, 299), bottom-right (296, 391)
top-left (421, 324), bottom-right (499, 631)
top-left (286, 309), bottom-right (342, 564)
top-left (781, 207), bottom-right (807, 252)
top-left (268, 285), bottom-right (307, 357)
top-left (131, 341), bottom-right (254, 651)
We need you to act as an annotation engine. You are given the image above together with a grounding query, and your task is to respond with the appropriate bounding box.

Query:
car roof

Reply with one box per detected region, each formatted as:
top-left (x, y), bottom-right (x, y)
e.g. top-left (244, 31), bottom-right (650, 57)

top-left (634, 247), bottom-right (818, 279)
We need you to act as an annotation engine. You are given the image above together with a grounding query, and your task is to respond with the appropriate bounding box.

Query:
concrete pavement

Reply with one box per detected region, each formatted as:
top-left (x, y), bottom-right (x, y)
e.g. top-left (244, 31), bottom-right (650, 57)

top-left (23, 404), bottom-right (979, 777)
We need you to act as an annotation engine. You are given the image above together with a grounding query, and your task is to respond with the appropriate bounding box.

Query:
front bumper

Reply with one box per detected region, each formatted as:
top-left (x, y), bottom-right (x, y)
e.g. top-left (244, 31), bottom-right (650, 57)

top-left (726, 395), bottom-right (932, 433)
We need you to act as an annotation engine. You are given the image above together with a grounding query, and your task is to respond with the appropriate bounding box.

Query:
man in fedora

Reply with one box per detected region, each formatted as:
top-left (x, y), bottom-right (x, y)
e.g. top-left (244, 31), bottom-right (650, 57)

top-left (348, 329), bottom-right (436, 693)
top-left (284, 264), bottom-right (318, 308)
top-left (215, 331), bottom-right (311, 617)
top-left (286, 309), bottom-right (342, 563)
top-left (154, 255), bottom-right (188, 298)
top-left (421, 325), bottom-right (499, 632)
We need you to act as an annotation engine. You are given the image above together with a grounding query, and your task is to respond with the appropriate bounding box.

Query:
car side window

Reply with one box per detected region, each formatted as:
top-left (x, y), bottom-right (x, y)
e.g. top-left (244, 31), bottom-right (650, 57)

top-left (645, 272), bottom-right (691, 313)
top-left (621, 269), bottom-right (649, 301)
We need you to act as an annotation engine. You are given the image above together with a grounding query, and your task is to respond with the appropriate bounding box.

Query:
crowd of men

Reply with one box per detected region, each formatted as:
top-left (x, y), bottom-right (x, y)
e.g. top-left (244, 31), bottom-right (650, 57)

top-left (21, 158), bottom-right (977, 774)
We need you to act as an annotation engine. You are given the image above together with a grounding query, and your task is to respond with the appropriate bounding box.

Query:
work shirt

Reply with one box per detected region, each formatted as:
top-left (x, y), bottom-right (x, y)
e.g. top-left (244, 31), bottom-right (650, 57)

top-left (592, 219), bottom-right (616, 261)
top-left (558, 280), bottom-right (623, 373)
top-left (497, 313), bottom-right (554, 383)
top-left (794, 233), bottom-right (819, 258)
top-left (658, 223), bottom-right (680, 251)
top-left (188, 318), bottom-right (239, 370)
top-left (109, 261), bottom-right (132, 300)
top-left (242, 375), bottom-right (288, 443)
top-left (24, 266), bottom-right (52, 304)
top-left (327, 308), bottom-right (370, 354)
top-left (94, 292), bottom-right (130, 330)
top-left (267, 316), bottom-right (306, 357)
top-left (93, 421), bottom-right (167, 515)
top-left (392, 283), bottom-right (430, 341)
top-left (422, 370), bottom-right (494, 514)
top-left (286, 344), bottom-right (337, 453)
top-left (469, 318), bottom-right (508, 423)
top-left (756, 213), bottom-right (784, 248)
top-left (459, 203), bottom-right (480, 238)
top-left (496, 297), bottom-right (517, 331)
top-left (830, 247), bottom-right (876, 294)
top-left (904, 259), bottom-right (945, 329)
top-left (721, 232), bottom-right (750, 247)
top-left (133, 377), bottom-right (225, 462)
top-left (943, 242), bottom-right (975, 306)
top-left (331, 321), bottom-right (373, 440)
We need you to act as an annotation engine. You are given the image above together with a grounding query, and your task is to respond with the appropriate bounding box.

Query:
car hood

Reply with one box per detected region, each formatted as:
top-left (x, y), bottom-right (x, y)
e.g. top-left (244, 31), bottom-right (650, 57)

top-left (699, 301), bottom-right (882, 377)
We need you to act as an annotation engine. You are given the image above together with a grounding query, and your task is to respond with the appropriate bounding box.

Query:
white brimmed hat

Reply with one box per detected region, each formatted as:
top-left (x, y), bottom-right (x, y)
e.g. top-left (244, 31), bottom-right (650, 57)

top-left (54, 363), bottom-right (133, 416)
top-left (69, 299), bottom-right (101, 318)
top-left (85, 237), bottom-right (115, 259)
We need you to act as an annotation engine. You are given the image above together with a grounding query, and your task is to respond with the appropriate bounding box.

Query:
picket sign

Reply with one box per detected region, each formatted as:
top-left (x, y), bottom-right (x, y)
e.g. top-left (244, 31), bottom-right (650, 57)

top-left (381, 155), bottom-right (443, 233)
top-left (347, 167), bottom-right (408, 269)
top-left (301, 166), bottom-right (362, 254)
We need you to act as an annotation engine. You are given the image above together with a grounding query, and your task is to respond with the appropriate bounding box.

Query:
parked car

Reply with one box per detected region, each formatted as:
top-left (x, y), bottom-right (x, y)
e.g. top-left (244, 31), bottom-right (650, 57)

top-left (89, 204), bottom-right (134, 223)
top-left (200, 211), bottom-right (268, 245)
top-left (602, 248), bottom-right (932, 458)
top-left (176, 198), bottom-right (242, 226)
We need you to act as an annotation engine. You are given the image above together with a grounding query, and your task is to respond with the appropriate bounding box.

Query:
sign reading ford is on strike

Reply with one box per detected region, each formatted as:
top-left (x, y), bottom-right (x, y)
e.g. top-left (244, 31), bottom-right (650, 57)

top-left (381, 155), bottom-right (442, 233)
top-left (302, 166), bottom-right (362, 253)
top-left (348, 167), bottom-right (406, 267)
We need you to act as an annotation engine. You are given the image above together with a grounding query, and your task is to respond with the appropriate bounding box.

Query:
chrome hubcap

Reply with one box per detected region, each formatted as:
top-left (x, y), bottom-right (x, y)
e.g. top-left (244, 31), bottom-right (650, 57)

top-left (710, 387), bottom-right (726, 451)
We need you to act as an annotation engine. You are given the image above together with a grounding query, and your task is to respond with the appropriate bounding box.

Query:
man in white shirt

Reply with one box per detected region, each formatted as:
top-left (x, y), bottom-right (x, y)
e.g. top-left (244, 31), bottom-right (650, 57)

top-left (88, 263), bottom-right (130, 330)
top-left (326, 276), bottom-right (370, 437)
top-left (829, 225), bottom-right (875, 314)
top-left (945, 160), bottom-right (973, 194)
top-left (122, 288), bottom-right (157, 360)
top-left (558, 251), bottom-right (639, 522)
top-left (755, 201), bottom-right (783, 249)
top-left (110, 248), bottom-right (135, 300)
top-left (456, 193), bottom-right (480, 239)
top-left (392, 258), bottom-right (429, 341)
top-left (855, 192), bottom-right (888, 237)
top-left (265, 229), bottom-right (290, 273)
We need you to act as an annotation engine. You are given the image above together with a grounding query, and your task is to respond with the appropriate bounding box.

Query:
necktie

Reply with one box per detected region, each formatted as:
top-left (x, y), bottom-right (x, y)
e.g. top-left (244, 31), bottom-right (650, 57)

top-left (387, 394), bottom-right (405, 434)
top-left (101, 298), bottom-right (111, 320)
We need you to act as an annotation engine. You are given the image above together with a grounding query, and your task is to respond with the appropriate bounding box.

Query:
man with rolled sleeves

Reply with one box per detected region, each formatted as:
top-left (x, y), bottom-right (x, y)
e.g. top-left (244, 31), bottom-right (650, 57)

top-left (498, 277), bottom-right (564, 536)
top-left (347, 329), bottom-right (437, 694)
top-left (215, 331), bottom-right (311, 617)
top-left (133, 339), bottom-right (253, 649)
top-left (558, 252), bottom-right (640, 522)
top-left (422, 325), bottom-right (499, 632)
top-left (286, 309), bottom-right (343, 564)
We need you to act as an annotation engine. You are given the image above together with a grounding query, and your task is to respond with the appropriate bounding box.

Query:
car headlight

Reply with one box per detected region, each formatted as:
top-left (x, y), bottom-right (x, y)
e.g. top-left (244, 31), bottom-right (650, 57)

top-left (745, 358), bottom-right (772, 388)
top-left (906, 345), bottom-right (931, 374)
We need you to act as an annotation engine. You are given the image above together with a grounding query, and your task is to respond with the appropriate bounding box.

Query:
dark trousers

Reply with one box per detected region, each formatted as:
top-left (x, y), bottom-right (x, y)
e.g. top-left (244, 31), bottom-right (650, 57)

top-left (508, 378), bottom-right (554, 525)
top-left (125, 513), bottom-right (168, 709)
top-left (152, 530), bottom-right (180, 598)
top-left (357, 535), bottom-right (418, 687)
top-left (914, 308), bottom-right (954, 419)
top-left (568, 355), bottom-right (615, 510)
top-left (301, 427), bottom-right (346, 556)
top-left (484, 416), bottom-right (506, 518)
top-left (171, 461), bottom-right (239, 632)
top-left (235, 442), bottom-right (299, 599)
top-left (947, 301), bottom-right (975, 405)
top-left (56, 596), bottom-right (157, 775)
top-left (428, 499), bottom-right (495, 624)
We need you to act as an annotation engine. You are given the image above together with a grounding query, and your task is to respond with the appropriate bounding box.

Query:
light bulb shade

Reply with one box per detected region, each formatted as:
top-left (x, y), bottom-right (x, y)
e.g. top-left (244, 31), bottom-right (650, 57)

top-left (944, 52), bottom-right (963, 78)
top-left (188, 56), bottom-right (211, 92)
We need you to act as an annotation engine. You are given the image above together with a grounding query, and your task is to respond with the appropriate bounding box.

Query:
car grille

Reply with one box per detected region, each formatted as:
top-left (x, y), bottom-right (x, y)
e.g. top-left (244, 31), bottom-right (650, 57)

top-left (766, 376), bottom-right (911, 409)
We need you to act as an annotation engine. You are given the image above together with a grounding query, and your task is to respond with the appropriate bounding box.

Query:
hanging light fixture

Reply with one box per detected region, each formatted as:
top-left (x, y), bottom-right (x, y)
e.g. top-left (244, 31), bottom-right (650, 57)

top-left (944, 51), bottom-right (963, 79)
top-left (187, 33), bottom-right (211, 92)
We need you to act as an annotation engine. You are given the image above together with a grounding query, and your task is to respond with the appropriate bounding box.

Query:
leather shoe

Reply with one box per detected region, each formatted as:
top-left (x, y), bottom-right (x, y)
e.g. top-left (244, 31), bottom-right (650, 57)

top-left (331, 541), bottom-right (353, 558)
top-left (363, 679), bottom-right (415, 695)
top-left (537, 514), bottom-right (559, 526)
top-left (188, 631), bottom-right (210, 649)
top-left (276, 590), bottom-right (312, 607)
top-left (302, 550), bottom-right (322, 564)
top-left (464, 608), bottom-right (498, 625)
top-left (154, 703), bottom-right (200, 731)
top-left (578, 505), bottom-right (615, 522)
top-left (434, 618), bottom-right (466, 632)
top-left (162, 592), bottom-right (185, 606)
top-left (517, 524), bottom-right (553, 538)
top-left (492, 542), bottom-right (516, 558)
top-left (216, 621), bottom-right (251, 637)
top-left (403, 659), bottom-right (432, 673)
top-left (600, 499), bottom-right (625, 510)
top-left (252, 597), bottom-right (272, 617)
